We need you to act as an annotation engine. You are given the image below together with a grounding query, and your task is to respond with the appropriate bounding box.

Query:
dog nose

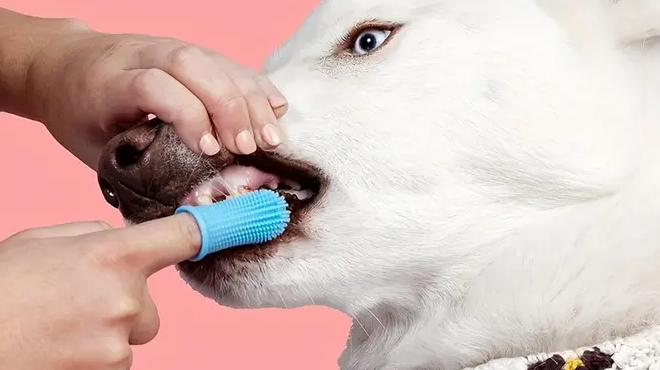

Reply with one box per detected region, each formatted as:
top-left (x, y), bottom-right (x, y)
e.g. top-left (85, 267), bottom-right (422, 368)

top-left (97, 120), bottom-right (161, 209)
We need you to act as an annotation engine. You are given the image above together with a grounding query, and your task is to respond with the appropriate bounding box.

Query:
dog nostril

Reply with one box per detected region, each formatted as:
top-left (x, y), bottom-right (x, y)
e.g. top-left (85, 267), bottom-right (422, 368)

top-left (98, 177), bottom-right (120, 209)
top-left (115, 144), bottom-right (143, 168)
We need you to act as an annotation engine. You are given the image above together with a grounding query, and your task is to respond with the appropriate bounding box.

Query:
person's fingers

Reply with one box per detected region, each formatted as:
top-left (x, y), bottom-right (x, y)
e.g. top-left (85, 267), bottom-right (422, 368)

top-left (232, 75), bottom-right (283, 149)
top-left (8, 221), bottom-right (112, 241)
top-left (87, 213), bottom-right (201, 276)
top-left (136, 44), bottom-right (256, 154)
top-left (129, 290), bottom-right (160, 345)
top-left (255, 75), bottom-right (289, 119)
top-left (205, 81), bottom-right (256, 155)
top-left (109, 68), bottom-right (219, 156)
top-left (218, 62), bottom-right (286, 149)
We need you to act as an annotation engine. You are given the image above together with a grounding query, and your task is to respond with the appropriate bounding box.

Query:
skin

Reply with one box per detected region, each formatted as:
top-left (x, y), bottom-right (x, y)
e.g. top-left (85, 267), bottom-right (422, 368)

top-left (0, 214), bottom-right (202, 369)
top-left (0, 7), bottom-right (288, 169)
top-left (0, 7), bottom-right (288, 369)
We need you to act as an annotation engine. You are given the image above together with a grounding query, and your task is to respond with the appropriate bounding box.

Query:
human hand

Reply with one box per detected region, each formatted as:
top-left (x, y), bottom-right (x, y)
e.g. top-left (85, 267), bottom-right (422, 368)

top-left (0, 214), bottom-right (200, 369)
top-left (27, 27), bottom-right (288, 169)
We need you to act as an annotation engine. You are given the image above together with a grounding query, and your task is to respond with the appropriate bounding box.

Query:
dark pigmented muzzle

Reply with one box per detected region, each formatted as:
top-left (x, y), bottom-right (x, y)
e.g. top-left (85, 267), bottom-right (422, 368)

top-left (96, 118), bottom-right (235, 223)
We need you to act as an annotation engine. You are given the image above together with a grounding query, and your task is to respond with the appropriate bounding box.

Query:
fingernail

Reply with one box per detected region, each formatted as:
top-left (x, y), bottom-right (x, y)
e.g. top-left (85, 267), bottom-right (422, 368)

top-left (199, 133), bottom-right (220, 155)
top-left (235, 130), bottom-right (257, 154)
top-left (273, 104), bottom-right (289, 118)
top-left (270, 96), bottom-right (288, 109)
top-left (261, 123), bottom-right (283, 146)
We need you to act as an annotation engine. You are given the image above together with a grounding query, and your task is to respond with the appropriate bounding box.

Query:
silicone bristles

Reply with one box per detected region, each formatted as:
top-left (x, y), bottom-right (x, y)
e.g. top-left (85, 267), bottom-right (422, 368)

top-left (175, 189), bottom-right (291, 261)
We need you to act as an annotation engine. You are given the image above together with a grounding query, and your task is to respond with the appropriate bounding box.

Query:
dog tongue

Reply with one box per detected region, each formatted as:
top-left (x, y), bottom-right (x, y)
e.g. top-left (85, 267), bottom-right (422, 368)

top-left (180, 165), bottom-right (280, 206)
top-left (219, 165), bottom-right (280, 192)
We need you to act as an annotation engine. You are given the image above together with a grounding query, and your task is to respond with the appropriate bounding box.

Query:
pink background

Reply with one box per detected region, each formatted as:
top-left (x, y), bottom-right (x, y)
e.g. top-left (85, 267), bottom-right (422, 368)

top-left (0, 0), bottom-right (350, 369)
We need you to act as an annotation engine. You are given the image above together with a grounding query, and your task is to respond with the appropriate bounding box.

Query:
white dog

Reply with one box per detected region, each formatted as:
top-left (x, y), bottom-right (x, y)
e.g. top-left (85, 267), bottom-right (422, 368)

top-left (96, 0), bottom-right (660, 369)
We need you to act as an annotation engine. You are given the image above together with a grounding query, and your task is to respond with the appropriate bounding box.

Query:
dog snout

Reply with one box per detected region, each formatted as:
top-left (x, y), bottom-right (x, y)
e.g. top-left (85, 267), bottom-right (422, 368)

top-left (105, 121), bottom-right (159, 170)
top-left (96, 120), bottom-right (162, 209)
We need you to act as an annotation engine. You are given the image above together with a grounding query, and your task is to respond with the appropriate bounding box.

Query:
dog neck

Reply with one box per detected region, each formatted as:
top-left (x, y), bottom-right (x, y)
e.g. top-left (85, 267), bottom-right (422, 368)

top-left (338, 169), bottom-right (660, 370)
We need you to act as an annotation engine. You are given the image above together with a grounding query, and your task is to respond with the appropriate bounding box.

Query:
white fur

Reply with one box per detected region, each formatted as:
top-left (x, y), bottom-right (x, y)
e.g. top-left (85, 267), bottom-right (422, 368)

top-left (183, 1), bottom-right (660, 369)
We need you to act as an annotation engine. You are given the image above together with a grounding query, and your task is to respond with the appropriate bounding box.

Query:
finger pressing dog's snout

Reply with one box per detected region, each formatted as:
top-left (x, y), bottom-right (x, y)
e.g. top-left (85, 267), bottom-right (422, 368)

top-left (233, 76), bottom-right (284, 149)
top-left (111, 69), bottom-right (216, 156)
top-left (257, 75), bottom-right (289, 119)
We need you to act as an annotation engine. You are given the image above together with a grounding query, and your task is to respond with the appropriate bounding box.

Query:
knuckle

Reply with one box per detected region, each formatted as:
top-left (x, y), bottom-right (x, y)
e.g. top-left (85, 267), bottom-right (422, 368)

top-left (102, 338), bottom-right (132, 366)
top-left (104, 38), bottom-right (138, 59)
top-left (244, 94), bottom-right (277, 122)
top-left (130, 68), bottom-right (163, 95)
top-left (207, 95), bottom-right (247, 124)
top-left (170, 104), bottom-right (204, 126)
top-left (237, 80), bottom-right (263, 100)
top-left (167, 44), bottom-right (205, 70)
top-left (111, 296), bottom-right (142, 320)
top-left (135, 318), bottom-right (161, 344)
top-left (215, 93), bottom-right (245, 112)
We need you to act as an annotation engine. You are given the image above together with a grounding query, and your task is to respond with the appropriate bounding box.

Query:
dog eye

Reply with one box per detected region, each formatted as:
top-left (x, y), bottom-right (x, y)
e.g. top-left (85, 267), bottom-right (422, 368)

top-left (351, 28), bottom-right (392, 55)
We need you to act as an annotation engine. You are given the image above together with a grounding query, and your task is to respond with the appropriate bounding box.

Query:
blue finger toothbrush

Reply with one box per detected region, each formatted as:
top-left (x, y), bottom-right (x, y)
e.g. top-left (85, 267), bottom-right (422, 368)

top-left (175, 189), bottom-right (291, 261)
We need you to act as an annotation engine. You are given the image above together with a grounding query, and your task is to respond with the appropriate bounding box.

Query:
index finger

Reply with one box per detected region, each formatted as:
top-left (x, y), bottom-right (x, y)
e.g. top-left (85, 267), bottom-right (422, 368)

top-left (137, 44), bottom-right (258, 154)
top-left (91, 213), bottom-right (201, 276)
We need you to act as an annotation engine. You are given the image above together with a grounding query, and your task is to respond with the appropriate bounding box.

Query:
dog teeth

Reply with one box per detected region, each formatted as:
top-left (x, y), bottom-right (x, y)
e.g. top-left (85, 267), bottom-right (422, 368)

top-left (279, 189), bottom-right (313, 200)
top-left (283, 180), bottom-right (301, 190)
top-left (197, 195), bottom-right (214, 205)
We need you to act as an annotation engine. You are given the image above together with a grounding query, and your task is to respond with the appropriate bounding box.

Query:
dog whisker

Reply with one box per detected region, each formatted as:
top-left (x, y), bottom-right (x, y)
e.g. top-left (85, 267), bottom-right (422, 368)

top-left (300, 285), bottom-right (317, 306)
top-left (146, 125), bottom-right (161, 137)
top-left (143, 124), bottom-right (163, 198)
top-left (352, 316), bottom-right (371, 339)
top-left (276, 292), bottom-right (289, 309)
top-left (198, 268), bottom-right (214, 294)
top-left (346, 333), bottom-right (354, 365)
top-left (364, 307), bottom-right (386, 331)
top-left (183, 150), bottom-right (205, 191)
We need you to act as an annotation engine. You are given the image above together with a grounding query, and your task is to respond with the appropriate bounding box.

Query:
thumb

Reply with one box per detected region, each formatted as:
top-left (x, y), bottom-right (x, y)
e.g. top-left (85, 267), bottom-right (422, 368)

top-left (87, 213), bottom-right (202, 276)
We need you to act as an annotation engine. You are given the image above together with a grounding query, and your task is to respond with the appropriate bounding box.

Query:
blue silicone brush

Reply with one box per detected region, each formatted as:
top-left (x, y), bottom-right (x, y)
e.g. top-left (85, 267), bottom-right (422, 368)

top-left (174, 189), bottom-right (291, 261)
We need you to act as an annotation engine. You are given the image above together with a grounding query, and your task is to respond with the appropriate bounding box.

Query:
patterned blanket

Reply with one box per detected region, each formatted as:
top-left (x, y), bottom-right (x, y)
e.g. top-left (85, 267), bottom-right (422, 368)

top-left (463, 326), bottom-right (660, 370)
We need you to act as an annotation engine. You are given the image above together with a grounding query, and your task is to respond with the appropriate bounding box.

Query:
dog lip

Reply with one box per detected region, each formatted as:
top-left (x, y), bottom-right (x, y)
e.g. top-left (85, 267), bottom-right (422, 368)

top-left (115, 150), bottom-right (325, 230)
top-left (176, 152), bottom-right (325, 264)
top-left (233, 152), bottom-right (324, 214)
top-left (101, 173), bottom-right (175, 209)
top-left (99, 177), bottom-right (176, 223)
top-left (181, 150), bottom-right (324, 205)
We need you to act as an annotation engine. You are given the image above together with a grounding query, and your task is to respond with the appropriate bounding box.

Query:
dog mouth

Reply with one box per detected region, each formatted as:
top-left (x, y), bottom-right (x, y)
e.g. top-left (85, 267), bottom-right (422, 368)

top-left (96, 120), bottom-right (326, 298)
top-left (178, 154), bottom-right (323, 266)
top-left (98, 143), bottom-right (323, 259)
top-left (179, 156), bottom-right (321, 217)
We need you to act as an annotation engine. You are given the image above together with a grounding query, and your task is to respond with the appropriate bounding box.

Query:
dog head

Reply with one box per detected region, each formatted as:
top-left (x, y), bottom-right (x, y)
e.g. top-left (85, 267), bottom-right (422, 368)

top-left (97, 0), bottom-right (641, 319)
